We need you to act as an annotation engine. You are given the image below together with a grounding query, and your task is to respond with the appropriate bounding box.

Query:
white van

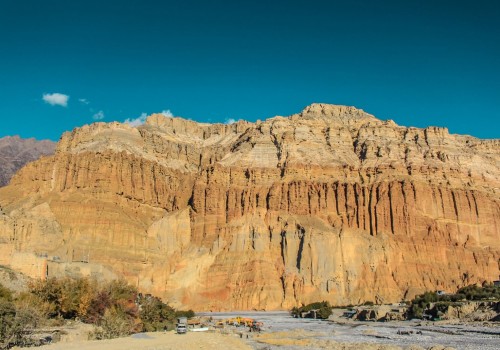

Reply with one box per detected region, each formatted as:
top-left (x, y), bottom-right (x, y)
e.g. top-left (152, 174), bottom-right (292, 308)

top-left (176, 324), bottom-right (187, 334)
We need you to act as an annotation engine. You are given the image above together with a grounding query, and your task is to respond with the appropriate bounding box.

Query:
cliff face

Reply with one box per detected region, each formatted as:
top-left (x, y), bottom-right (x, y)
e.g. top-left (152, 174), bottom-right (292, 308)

top-left (0, 136), bottom-right (56, 186)
top-left (0, 104), bottom-right (499, 310)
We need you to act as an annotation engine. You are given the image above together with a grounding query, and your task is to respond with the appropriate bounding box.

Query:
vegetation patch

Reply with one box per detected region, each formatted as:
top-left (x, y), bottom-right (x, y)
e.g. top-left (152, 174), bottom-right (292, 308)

top-left (408, 283), bottom-right (500, 319)
top-left (290, 301), bottom-right (332, 319)
top-left (0, 278), bottom-right (193, 349)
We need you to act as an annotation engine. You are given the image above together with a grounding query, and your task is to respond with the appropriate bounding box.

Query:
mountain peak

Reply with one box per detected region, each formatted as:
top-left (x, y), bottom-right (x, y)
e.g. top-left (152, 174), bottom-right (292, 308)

top-left (296, 103), bottom-right (379, 125)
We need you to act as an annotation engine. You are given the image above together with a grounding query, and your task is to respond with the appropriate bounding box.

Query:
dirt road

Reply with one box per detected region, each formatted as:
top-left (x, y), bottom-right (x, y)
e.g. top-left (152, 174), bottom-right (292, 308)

top-left (34, 331), bottom-right (252, 350)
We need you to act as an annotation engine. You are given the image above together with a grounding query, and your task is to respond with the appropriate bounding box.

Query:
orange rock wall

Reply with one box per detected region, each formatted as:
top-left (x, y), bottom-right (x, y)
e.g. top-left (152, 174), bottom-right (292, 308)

top-left (0, 104), bottom-right (498, 310)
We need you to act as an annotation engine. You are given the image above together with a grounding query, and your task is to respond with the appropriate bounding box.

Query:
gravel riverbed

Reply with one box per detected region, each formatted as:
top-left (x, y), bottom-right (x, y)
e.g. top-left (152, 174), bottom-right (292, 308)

top-left (201, 312), bottom-right (500, 350)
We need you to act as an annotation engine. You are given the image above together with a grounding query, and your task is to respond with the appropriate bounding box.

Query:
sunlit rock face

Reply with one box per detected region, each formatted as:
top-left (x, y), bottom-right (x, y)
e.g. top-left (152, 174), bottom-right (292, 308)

top-left (0, 104), bottom-right (499, 310)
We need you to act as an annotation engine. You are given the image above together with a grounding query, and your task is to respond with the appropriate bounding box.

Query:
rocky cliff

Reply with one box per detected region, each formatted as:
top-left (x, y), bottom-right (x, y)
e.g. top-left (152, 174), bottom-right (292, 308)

top-left (0, 136), bottom-right (56, 186)
top-left (0, 104), bottom-right (498, 310)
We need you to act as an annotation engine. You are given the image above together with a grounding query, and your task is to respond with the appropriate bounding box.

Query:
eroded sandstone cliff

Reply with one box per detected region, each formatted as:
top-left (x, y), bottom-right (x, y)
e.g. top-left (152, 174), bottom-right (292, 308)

top-left (0, 104), bottom-right (498, 310)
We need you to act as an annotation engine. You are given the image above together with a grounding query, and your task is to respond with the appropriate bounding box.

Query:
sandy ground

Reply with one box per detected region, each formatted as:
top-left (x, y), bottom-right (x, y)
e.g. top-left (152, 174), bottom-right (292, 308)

top-left (32, 331), bottom-right (252, 350)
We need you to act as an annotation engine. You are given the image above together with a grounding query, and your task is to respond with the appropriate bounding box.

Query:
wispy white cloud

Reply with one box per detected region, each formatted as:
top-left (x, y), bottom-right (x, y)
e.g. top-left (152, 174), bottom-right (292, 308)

top-left (79, 98), bottom-right (90, 105)
top-left (225, 118), bottom-right (236, 124)
top-left (43, 93), bottom-right (69, 107)
top-left (161, 109), bottom-right (173, 117)
top-left (124, 112), bottom-right (148, 127)
top-left (92, 110), bottom-right (105, 120)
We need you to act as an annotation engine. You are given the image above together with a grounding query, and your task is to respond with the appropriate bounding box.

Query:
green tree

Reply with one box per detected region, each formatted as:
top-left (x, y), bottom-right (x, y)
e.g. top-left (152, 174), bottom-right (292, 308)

top-left (139, 296), bottom-right (175, 331)
top-left (290, 301), bottom-right (332, 319)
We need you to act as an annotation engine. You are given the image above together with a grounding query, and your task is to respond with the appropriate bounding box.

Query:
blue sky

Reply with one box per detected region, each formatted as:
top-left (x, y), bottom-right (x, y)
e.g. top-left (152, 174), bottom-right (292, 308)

top-left (0, 0), bottom-right (499, 140)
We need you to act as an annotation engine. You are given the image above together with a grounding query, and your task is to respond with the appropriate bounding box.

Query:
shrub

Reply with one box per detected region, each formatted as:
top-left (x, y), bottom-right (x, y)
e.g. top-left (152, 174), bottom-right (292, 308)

top-left (407, 284), bottom-right (500, 320)
top-left (3, 277), bottom-right (193, 343)
top-left (90, 307), bottom-right (135, 340)
top-left (138, 296), bottom-right (175, 332)
top-left (0, 297), bottom-right (41, 349)
top-left (410, 305), bottom-right (424, 319)
top-left (29, 278), bottom-right (65, 318)
top-left (0, 299), bottom-right (17, 348)
top-left (0, 283), bottom-right (12, 302)
top-left (84, 289), bottom-right (112, 324)
top-left (175, 309), bottom-right (195, 319)
top-left (317, 306), bottom-right (333, 319)
top-left (15, 290), bottom-right (58, 321)
top-left (290, 301), bottom-right (332, 319)
top-left (456, 284), bottom-right (500, 301)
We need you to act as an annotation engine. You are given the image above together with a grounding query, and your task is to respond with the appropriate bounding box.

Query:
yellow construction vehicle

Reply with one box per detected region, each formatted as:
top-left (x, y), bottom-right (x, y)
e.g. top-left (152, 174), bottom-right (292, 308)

top-left (239, 317), bottom-right (254, 327)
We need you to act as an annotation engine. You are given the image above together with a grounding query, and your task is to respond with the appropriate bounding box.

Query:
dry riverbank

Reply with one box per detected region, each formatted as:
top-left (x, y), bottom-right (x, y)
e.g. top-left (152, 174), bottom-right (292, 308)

top-left (24, 331), bottom-right (252, 350)
top-left (204, 312), bottom-right (500, 350)
top-left (14, 312), bottom-right (499, 350)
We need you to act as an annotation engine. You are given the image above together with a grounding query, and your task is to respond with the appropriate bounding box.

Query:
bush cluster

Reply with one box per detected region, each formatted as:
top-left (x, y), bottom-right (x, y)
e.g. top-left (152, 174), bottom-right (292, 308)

top-left (0, 277), bottom-right (194, 348)
top-left (456, 284), bottom-right (500, 301)
top-left (408, 283), bottom-right (500, 319)
top-left (290, 301), bottom-right (332, 319)
top-left (1, 283), bottom-right (42, 349)
top-left (136, 294), bottom-right (193, 333)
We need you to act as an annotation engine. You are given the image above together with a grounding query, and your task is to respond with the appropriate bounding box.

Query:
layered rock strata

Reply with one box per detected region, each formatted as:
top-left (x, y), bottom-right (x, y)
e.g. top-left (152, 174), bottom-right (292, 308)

top-left (0, 104), bottom-right (498, 310)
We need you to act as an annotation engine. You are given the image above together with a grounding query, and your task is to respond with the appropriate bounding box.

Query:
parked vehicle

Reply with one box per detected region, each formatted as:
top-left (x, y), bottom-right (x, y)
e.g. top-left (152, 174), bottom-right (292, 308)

top-left (176, 324), bottom-right (187, 334)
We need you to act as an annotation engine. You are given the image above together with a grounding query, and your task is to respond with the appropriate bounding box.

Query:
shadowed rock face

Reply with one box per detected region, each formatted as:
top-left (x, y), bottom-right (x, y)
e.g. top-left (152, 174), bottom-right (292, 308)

top-left (0, 104), bottom-right (499, 310)
top-left (0, 136), bottom-right (56, 186)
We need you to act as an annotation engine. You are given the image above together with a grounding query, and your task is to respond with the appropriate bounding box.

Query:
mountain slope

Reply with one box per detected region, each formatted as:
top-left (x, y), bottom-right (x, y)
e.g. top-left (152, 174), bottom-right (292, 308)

top-left (0, 104), bottom-right (498, 310)
top-left (0, 136), bottom-right (56, 186)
